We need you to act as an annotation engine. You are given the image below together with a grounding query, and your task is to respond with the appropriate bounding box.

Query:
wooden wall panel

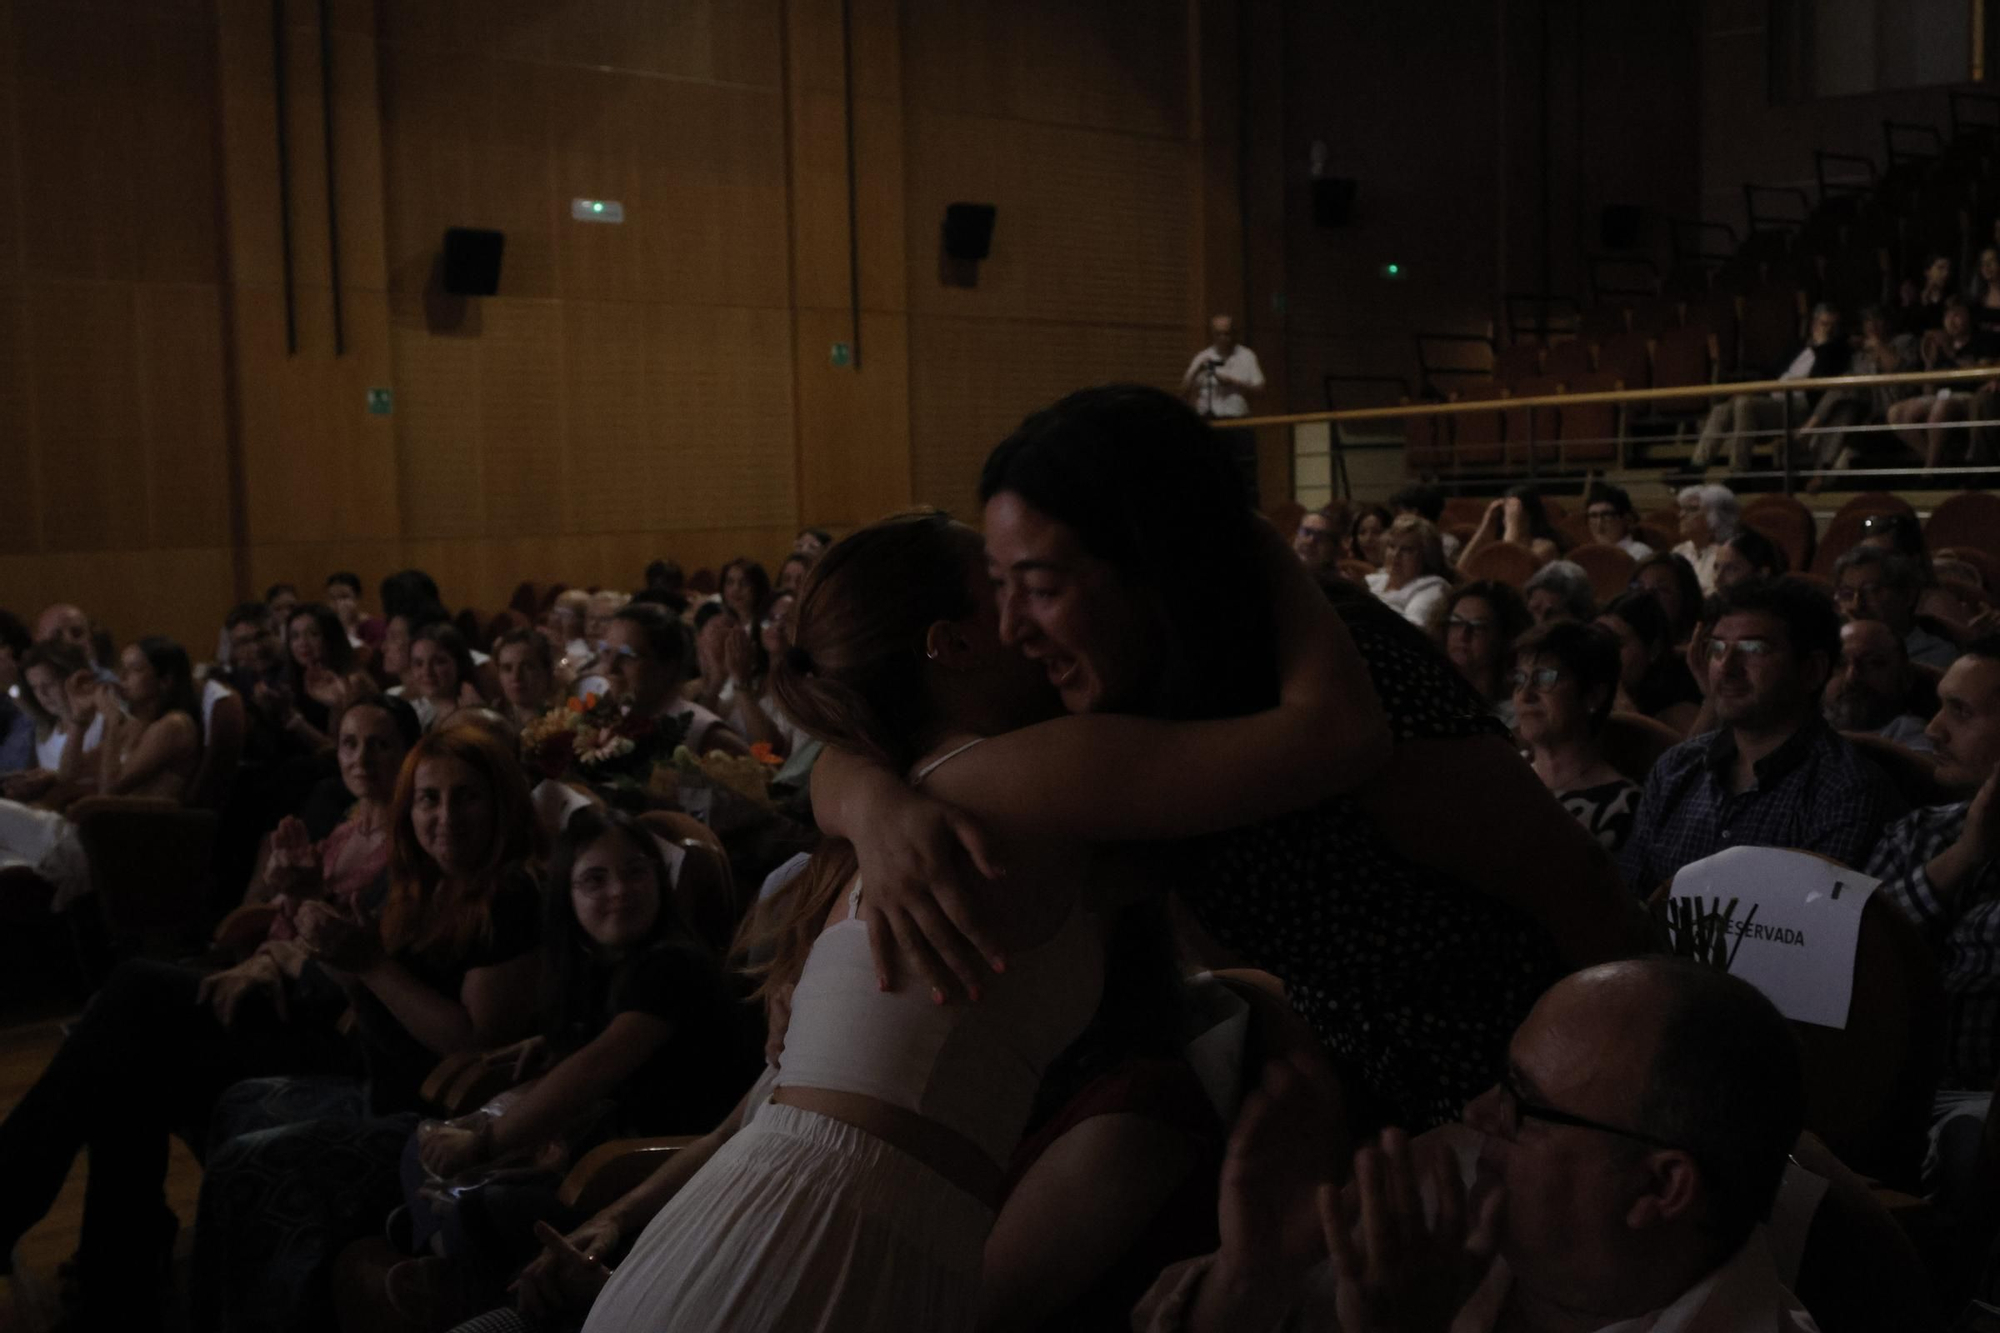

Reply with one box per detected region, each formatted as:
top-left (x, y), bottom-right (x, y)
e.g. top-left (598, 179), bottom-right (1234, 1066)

top-left (0, 286), bottom-right (32, 554)
top-left (0, 548), bottom-right (235, 659)
top-left (795, 308), bottom-right (911, 529)
top-left (907, 316), bottom-right (1187, 517)
top-left (24, 281), bottom-right (146, 553)
top-left (646, 304), bottom-right (796, 529)
top-left (136, 284), bottom-right (233, 547)
top-left (475, 300), bottom-right (568, 537)
top-left (903, 115), bottom-right (1194, 327)
top-left (378, 0), bottom-right (782, 88)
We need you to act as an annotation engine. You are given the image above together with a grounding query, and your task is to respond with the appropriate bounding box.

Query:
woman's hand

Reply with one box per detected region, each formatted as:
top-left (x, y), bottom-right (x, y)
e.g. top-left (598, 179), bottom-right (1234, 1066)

top-left (295, 900), bottom-right (382, 974)
top-left (302, 665), bottom-right (349, 712)
top-left (852, 786), bottom-right (1008, 1000)
top-left (513, 1219), bottom-right (615, 1324)
top-left (1684, 624), bottom-right (1714, 699)
top-left (266, 816), bottom-right (316, 875)
top-left (1214, 1057), bottom-right (1344, 1297)
top-left (418, 1120), bottom-right (492, 1179)
top-left (195, 954), bottom-right (288, 1027)
top-left (1478, 500), bottom-right (1504, 531)
top-left (722, 629), bottom-right (756, 688)
top-left (764, 982), bottom-right (794, 1067)
top-left (1321, 1130), bottom-right (1505, 1333)
top-left (62, 669), bottom-right (99, 724)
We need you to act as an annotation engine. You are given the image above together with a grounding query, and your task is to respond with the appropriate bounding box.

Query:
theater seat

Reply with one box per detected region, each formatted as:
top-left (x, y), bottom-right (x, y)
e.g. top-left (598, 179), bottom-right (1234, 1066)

top-left (1598, 711), bottom-right (1683, 784)
top-left (1456, 541), bottom-right (1542, 590)
top-left (1567, 543), bottom-right (1638, 605)
top-left (69, 796), bottom-right (220, 959)
top-left (1840, 733), bottom-right (1952, 809)
top-left (636, 811), bottom-right (743, 958)
top-left (1789, 1131), bottom-right (1938, 1332)
top-left (1927, 492), bottom-right (2000, 561)
top-left (1740, 494), bottom-right (1817, 573)
top-left (560, 1135), bottom-right (701, 1218)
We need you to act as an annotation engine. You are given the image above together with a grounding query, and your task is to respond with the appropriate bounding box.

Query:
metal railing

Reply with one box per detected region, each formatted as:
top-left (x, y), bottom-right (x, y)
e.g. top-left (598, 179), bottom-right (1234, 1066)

top-left (1214, 363), bottom-right (2000, 498)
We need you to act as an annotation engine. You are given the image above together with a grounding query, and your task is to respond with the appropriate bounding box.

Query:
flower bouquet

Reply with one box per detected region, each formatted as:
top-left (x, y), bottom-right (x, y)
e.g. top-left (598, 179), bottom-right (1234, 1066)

top-left (521, 693), bottom-right (691, 805)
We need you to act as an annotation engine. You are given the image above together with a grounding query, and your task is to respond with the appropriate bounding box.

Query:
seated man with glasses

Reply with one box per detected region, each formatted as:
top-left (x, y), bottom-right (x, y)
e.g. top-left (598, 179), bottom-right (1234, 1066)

top-left (1833, 545), bottom-right (1961, 672)
top-left (1617, 577), bottom-right (1905, 895)
top-left (1291, 503), bottom-right (1348, 575)
top-left (1137, 957), bottom-right (1817, 1332)
top-left (1582, 482), bottom-right (1654, 560)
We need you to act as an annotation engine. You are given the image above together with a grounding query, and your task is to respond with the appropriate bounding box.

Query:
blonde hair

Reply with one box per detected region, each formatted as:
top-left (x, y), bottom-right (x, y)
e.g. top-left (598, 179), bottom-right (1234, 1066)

top-left (1384, 513), bottom-right (1451, 580)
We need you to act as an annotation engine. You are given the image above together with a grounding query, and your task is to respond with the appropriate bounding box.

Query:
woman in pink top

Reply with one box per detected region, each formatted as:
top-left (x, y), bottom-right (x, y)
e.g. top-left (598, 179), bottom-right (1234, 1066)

top-left (579, 509), bottom-right (1388, 1333)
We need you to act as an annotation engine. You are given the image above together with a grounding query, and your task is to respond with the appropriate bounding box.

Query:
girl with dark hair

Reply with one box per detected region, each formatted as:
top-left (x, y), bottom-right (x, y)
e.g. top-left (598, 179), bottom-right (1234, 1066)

top-left (1713, 526), bottom-right (1788, 593)
top-left (1511, 621), bottom-right (1640, 852)
top-left (375, 808), bottom-right (761, 1321)
top-left (1631, 550), bottom-right (1705, 646)
top-left (719, 558), bottom-right (772, 628)
top-left (1344, 503), bottom-right (1391, 566)
top-left (775, 551), bottom-right (813, 595)
top-left (265, 602), bottom-right (377, 750)
top-left (817, 386), bottom-right (1644, 1138)
top-left (0, 635), bottom-right (203, 910)
top-left (1596, 590), bottom-right (1701, 734)
top-left (409, 622), bottom-right (484, 730)
top-left (578, 506), bottom-right (1381, 1331)
top-left (192, 719), bottom-right (547, 1332)
top-left (1460, 483), bottom-right (1566, 565)
top-left (493, 627), bottom-right (559, 728)
top-left (1440, 579), bottom-right (1532, 725)
top-left (0, 638), bottom-right (99, 805)
top-left (720, 590), bottom-right (811, 757)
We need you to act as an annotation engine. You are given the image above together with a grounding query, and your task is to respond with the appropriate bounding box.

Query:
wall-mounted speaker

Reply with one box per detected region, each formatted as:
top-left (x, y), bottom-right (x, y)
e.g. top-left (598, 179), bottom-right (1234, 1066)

top-left (942, 204), bottom-right (997, 261)
top-left (442, 227), bottom-right (505, 296)
top-left (1311, 178), bottom-right (1358, 228)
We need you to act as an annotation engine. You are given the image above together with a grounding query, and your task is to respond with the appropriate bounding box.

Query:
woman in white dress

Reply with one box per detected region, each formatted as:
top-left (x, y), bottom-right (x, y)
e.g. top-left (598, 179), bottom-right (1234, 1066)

top-left (580, 508), bottom-right (1388, 1332)
top-left (1363, 514), bottom-right (1452, 633)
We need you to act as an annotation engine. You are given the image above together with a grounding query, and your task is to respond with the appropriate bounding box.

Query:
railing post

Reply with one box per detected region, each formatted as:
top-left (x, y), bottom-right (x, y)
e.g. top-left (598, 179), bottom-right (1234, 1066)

top-left (1779, 392), bottom-right (1795, 496)
top-left (1525, 405), bottom-right (1539, 482)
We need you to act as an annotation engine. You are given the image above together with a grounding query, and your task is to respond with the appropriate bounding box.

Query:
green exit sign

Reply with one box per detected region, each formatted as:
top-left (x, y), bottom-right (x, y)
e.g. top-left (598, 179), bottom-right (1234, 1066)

top-left (366, 387), bottom-right (393, 415)
top-left (829, 342), bottom-right (852, 368)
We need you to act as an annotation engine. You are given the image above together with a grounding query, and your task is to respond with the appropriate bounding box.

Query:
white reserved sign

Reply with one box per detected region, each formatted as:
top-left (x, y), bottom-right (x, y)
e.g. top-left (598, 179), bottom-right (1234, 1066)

top-left (1668, 847), bottom-right (1879, 1029)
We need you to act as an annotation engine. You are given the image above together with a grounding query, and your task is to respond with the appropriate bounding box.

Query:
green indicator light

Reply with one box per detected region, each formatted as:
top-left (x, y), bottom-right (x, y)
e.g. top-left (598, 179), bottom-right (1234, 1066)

top-left (1385, 263), bottom-right (1401, 276)
top-left (592, 201), bottom-right (605, 213)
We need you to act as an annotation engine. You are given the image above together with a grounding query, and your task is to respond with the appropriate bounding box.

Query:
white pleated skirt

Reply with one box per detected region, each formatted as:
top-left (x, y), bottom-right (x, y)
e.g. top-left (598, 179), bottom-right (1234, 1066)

top-left (581, 1101), bottom-right (994, 1333)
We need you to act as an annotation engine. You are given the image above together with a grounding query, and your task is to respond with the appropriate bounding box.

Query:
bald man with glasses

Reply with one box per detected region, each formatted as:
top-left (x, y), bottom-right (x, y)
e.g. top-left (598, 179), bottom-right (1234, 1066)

top-left (1616, 577), bottom-right (1905, 894)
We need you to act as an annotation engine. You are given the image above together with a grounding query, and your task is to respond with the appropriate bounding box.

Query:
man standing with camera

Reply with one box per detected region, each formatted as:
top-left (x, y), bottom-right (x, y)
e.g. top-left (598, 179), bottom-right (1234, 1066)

top-left (1180, 314), bottom-right (1265, 419)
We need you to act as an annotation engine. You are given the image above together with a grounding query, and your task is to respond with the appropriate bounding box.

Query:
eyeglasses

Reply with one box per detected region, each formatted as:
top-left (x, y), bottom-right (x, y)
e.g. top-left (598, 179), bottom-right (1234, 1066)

top-left (1493, 1066), bottom-right (1687, 1152)
top-left (1297, 527), bottom-right (1333, 543)
top-left (1833, 583), bottom-right (1884, 603)
top-left (1586, 508), bottom-right (1621, 522)
top-left (1507, 666), bottom-right (1565, 692)
top-left (1447, 615), bottom-right (1492, 632)
top-left (606, 644), bottom-right (647, 663)
top-left (1706, 636), bottom-right (1780, 661)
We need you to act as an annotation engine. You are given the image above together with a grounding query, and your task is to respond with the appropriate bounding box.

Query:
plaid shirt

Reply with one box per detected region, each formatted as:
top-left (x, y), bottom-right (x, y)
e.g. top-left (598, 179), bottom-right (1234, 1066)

top-left (1619, 715), bottom-right (1908, 894)
top-left (1865, 801), bottom-right (2000, 1088)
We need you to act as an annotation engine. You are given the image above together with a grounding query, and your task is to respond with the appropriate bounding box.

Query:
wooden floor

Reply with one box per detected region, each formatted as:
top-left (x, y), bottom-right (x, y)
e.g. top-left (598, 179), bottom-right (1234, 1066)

top-left (0, 1006), bottom-right (204, 1330)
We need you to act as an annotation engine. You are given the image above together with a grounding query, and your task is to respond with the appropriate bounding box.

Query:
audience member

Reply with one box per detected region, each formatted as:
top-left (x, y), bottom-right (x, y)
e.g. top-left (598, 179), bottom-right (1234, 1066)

top-left (1582, 483), bottom-right (1653, 559)
top-left (0, 636), bottom-right (202, 910)
top-left (0, 615), bottom-right (31, 773)
top-left (1345, 504), bottom-right (1390, 567)
top-left (324, 571), bottom-right (381, 648)
top-left (1513, 621), bottom-right (1641, 852)
top-left (684, 602), bottom-right (741, 716)
top-left (1898, 251), bottom-right (1954, 335)
top-left (0, 641), bottom-right (101, 806)
top-left (1888, 297), bottom-right (1991, 469)
top-left (1619, 578), bottom-right (1905, 893)
top-left (1522, 560), bottom-right (1595, 624)
top-left (794, 527), bottom-right (833, 559)
top-left (279, 602), bottom-right (377, 749)
top-left (408, 622), bottom-right (485, 729)
top-left (1364, 515), bottom-right (1452, 633)
top-left (1671, 485), bottom-right (1738, 595)
top-left (1461, 485), bottom-right (1566, 565)
top-left (264, 583), bottom-right (300, 634)
top-left (774, 552), bottom-right (812, 595)
top-left (1834, 546), bottom-right (1960, 671)
top-left (1690, 303), bottom-right (1851, 473)
top-left (549, 589), bottom-right (594, 668)
top-left (1139, 959), bottom-right (1811, 1333)
top-left (493, 628), bottom-right (560, 729)
top-left (720, 591), bottom-right (811, 758)
top-left (1389, 484), bottom-right (1459, 562)
top-left (1179, 314), bottom-right (1265, 419)
top-left (719, 558), bottom-right (772, 629)
top-left (1596, 591), bottom-right (1701, 734)
top-left (606, 604), bottom-right (749, 757)
top-left (584, 592), bottom-right (630, 660)
top-left (1290, 505), bottom-right (1344, 574)
top-left (1443, 580), bottom-right (1533, 728)
top-left (380, 569), bottom-right (444, 625)
top-left (192, 720), bottom-right (547, 1332)
top-left (1856, 510), bottom-right (1974, 627)
top-left (382, 807), bottom-right (761, 1323)
top-left (1632, 551), bottom-right (1704, 647)
top-left (1714, 526), bottom-right (1789, 593)
top-left (35, 603), bottom-right (102, 673)
top-left (1863, 637), bottom-right (2000, 1215)
top-left (1824, 619), bottom-right (1935, 753)
top-left (1809, 306), bottom-right (1912, 490)
top-left (642, 559), bottom-right (686, 604)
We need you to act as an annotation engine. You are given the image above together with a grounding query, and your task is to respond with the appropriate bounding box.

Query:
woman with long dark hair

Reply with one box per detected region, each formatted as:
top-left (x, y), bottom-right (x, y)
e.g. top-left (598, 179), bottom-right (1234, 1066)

top-left (1460, 483), bottom-right (1567, 565)
top-left (816, 386), bottom-right (1644, 1136)
top-left (577, 506), bottom-right (1384, 1331)
top-left (268, 602), bottom-right (377, 750)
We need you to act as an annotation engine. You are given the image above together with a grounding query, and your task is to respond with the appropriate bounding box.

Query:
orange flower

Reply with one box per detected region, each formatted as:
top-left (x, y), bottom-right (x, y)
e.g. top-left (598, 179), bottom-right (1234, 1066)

top-left (749, 742), bottom-right (782, 767)
top-left (567, 696), bottom-right (585, 713)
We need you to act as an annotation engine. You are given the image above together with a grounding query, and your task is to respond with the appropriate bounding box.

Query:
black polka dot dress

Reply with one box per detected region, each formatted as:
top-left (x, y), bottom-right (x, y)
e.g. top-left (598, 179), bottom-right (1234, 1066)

top-left (1181, 592), bottom-right (1566, 1131)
